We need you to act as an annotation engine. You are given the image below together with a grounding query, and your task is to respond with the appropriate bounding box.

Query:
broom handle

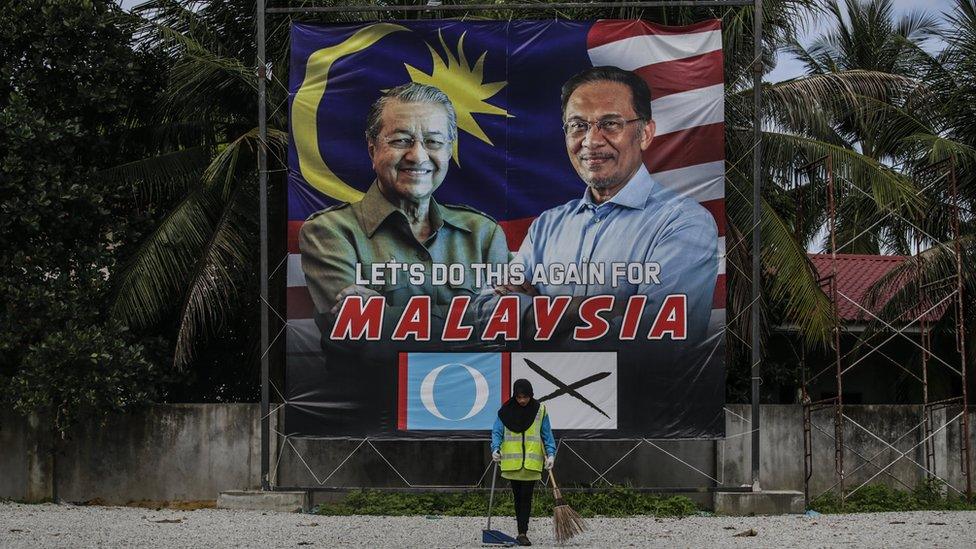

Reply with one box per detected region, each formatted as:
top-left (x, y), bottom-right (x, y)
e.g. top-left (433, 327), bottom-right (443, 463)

top-left (548, 468), bottom-right (561, 499)
top-left (486, 460), bottom-right (497, 530)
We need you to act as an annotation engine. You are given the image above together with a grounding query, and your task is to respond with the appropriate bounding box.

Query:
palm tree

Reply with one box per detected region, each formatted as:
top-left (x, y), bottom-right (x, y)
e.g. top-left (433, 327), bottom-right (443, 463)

top-left (861, 0), bottom-right (976, 364)
top-left (781, 0), bottom-right (940, 255)
top-left (767, 0), bottom-right (976, 401)
top-left (106, 0), bottom-right (288, 372)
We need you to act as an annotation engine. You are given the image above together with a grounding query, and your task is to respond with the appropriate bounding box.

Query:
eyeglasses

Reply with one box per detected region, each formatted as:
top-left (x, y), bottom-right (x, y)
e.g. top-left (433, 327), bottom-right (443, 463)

top-left (381, 135), bottom-right (451, 152)
top-left (562, 117), bottom-right (644, 139)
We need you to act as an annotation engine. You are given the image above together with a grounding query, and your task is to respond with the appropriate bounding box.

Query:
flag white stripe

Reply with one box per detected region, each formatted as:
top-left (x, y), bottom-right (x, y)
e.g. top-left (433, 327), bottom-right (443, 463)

top-left (288, 254), bottom-right (306, 287)
top-left (650, 83), bottom-right (724, 136)
top-left (587, 30), bottom-right (722, 70)
top-left (707, 307), bottom-right (726, 337)
top-left (650, 160), bottom-right (724, 203)
top-left (717, 236), bottom-right (726, 276)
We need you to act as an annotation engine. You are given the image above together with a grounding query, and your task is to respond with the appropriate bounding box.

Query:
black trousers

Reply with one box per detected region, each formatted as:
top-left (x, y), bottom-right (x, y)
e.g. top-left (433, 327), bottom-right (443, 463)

top-left (510, 479), bottom-right (536, 535)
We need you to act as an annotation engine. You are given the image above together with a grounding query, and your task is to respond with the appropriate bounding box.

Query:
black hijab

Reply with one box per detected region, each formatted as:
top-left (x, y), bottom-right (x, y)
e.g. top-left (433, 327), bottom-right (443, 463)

top-left (498, 379), bottom-right (540, 433)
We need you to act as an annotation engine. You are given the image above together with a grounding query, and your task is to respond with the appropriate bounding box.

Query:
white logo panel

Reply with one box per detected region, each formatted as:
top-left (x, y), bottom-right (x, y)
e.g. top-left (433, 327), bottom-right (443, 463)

top-left (510, 352), bottom-right (617, 430)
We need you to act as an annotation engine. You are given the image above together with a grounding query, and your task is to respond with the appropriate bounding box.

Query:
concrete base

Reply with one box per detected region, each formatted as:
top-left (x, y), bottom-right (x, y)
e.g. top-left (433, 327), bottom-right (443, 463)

top-left (713, 491), bottom-right (805, 516)
top-left (217, 490), bottom-right (310, 513)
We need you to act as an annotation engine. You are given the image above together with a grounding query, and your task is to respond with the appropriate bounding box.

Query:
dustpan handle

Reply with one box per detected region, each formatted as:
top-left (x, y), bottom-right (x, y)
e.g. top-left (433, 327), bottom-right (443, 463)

top-left (486, 460), bottom-right (498, 530)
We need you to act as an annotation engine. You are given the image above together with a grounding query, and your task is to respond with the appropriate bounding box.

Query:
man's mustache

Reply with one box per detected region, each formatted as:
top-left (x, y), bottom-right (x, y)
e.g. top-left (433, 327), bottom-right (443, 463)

top-left (579, 153), bottom-right (614, 161)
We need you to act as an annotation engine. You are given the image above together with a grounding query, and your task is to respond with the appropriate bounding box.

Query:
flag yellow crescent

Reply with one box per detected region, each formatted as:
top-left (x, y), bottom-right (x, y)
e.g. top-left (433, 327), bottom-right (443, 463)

top-left (292, 23), bottom-right (408, 203)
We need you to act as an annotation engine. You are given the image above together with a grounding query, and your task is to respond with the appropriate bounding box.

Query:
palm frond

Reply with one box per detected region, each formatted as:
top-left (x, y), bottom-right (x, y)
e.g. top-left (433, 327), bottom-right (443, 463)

top-left (725, 161), bottom-right (836, 347)
top-left (172, 182), bottom-right (256, 369)
top-left (901, 134), bottom-right (976, 168)
top-left (203, 127), bottom-right (287, 199)
top-left (97, 145), bottom-right (212, 202)
top-left (759, 130), bottom-right (922, 216)
top-left (783, 38), bottom-right (832, 75)
top-left (110, 187), bottom-right (220, 329)
top-left (861, 238), bottom-right (973, 333)
top-left (755, 71), bottom-right (920, 151)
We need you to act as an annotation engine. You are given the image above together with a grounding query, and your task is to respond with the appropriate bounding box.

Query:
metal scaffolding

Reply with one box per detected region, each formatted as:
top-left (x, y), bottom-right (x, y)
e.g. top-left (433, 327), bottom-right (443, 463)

top-left (795, 156), bottom-right (972, 506)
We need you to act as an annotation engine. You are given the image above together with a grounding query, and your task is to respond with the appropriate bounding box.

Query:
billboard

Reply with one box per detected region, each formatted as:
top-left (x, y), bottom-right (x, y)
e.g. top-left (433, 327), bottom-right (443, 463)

top-left (286, 20), bottom-right (726, 439)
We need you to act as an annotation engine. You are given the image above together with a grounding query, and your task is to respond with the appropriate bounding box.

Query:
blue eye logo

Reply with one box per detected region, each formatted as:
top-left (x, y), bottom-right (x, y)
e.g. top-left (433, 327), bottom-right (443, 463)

top-left (419, 363), bottom-right (490, 421)
top-left (399, 352), bottom-right (508, 430)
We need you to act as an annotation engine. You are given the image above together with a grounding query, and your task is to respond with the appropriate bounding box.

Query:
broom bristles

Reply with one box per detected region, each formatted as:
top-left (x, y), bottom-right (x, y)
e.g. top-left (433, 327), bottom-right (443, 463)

top-left (549, 471), bottom-right (585, 544)
top-left (552, 497), bottom-right (586, 543)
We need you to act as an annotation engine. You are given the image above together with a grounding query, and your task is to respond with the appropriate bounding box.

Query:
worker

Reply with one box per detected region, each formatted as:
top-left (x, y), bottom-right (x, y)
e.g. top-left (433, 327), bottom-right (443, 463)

top-left (491, 379), bottom-right (556, 546)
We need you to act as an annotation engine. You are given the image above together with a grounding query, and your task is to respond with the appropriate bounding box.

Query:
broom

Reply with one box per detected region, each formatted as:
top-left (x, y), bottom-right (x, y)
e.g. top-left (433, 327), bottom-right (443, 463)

top-left (547, 468), bottom-right (585, 543)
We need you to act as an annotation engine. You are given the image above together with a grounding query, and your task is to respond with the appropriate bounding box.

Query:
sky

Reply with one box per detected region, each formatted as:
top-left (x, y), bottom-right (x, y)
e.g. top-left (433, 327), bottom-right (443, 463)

top-left (764, 0), bottom-right (958, 82)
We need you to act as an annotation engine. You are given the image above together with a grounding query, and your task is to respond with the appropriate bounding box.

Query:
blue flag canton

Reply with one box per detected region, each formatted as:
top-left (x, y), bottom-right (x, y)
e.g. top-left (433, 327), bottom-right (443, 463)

top-left (288, 22), bottom-right (514, 220)
top-left (400, 353), bottom-right (504, 430)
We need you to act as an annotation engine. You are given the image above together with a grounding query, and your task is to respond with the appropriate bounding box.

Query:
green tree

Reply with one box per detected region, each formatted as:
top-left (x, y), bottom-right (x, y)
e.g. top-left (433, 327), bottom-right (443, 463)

top-left (0, 0), bottom-right (166, 434)
top-left (861, 0), bottom-right (976, 391)
top-left (107, 0), bottom-right (287, 383)
top-left (783, 0), bottom-right (940, 254)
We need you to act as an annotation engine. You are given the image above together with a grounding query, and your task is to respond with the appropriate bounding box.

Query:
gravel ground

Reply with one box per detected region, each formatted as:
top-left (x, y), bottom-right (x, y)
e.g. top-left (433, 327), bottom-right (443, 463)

top-left (1, 503), bottom-right (974, 548)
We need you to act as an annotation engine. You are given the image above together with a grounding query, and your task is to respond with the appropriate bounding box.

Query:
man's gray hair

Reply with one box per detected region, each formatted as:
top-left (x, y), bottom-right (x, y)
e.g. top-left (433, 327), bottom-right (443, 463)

top-left (365, 82), bottom-right (458, 141)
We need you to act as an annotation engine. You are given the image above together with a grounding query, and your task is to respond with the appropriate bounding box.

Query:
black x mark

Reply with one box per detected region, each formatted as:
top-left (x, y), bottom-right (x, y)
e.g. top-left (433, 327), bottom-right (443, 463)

top-left (523, 358), bottom-right (611, 419)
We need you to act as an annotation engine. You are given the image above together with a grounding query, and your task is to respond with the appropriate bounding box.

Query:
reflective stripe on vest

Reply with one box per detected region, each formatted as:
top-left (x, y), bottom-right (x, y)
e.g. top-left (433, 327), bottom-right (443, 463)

top-left (499, 404), bottom-right (547, 472)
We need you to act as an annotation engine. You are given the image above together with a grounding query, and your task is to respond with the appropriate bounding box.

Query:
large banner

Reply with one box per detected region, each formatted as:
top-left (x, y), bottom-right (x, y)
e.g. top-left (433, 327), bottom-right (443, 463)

top-left (286, 20), bottom-right (726, 439)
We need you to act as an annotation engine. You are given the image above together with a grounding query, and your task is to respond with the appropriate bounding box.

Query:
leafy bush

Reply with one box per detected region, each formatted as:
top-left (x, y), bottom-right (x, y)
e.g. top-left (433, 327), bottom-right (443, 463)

top-left (3, 322), bottom-right (164, 435)
top-left (811, 480), bottom-right (976, 513)
top-left (314, 486), bottom-right (699, 518)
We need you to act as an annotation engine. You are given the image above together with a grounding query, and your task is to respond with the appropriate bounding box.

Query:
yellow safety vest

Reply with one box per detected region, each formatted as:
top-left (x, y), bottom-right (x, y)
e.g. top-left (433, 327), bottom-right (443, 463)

top-left (500, 404), bottom-right (546, 472)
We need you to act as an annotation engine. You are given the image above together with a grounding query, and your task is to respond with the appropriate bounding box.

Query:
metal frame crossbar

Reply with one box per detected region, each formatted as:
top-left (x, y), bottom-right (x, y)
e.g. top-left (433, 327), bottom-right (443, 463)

top-left (266, 404), bottom-right (757, 492)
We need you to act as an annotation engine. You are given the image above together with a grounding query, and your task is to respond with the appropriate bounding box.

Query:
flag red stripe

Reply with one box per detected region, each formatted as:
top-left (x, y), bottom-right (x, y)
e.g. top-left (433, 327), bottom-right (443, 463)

top-left (288, 286), bottom-right (315, 319)
top-left (713, 274), bottom-right (727, 309)
top-left (288, 220), bottom-right (303, 254)
top-left (634, 49), bottom-right (725, 100)
top-left (398, 353), bottom-right (408, 430)
top-left (700, 198), bottom-right (726, 238)
top-left (645, 122), bottom-right (724, 173)
top-left (498, 217), bottom-right (535, 252)
top-left (587, 19), bottom-right (722, 49)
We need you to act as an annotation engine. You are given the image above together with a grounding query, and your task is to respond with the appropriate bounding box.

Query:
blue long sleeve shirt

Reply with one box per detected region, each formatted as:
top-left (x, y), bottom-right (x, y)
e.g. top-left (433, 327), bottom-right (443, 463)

top-left (491, 412), bottom-right (556, 456)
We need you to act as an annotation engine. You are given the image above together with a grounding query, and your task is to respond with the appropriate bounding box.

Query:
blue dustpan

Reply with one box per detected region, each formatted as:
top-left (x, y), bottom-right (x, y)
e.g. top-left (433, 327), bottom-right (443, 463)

top-left (482, 462), bottom-right (518, 546)
top-left (482, 528), bottom-right (518, 546)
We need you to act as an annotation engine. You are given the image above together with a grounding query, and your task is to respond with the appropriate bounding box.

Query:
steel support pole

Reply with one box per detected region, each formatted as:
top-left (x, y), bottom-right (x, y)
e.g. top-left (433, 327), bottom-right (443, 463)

top-left (256, 0), bottom-right (270, 492)
top-left (826, 155), bottom-right (844, 503)
top-left (949, 162), bottom-right (972, 501)
top-left (750, 0), bottom-right (763, 492)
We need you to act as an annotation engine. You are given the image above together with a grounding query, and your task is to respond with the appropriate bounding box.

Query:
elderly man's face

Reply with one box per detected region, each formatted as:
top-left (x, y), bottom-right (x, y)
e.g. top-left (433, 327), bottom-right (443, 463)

top-left (368, 100), bottom-right (452, 203)
top-left (564, 81), bottom-right (654, 191)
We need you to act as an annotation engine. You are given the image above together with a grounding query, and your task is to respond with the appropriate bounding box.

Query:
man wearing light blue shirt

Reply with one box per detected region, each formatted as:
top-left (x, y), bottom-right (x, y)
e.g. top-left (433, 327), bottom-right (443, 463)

top-left (491, 66), bottom-right (718, 345)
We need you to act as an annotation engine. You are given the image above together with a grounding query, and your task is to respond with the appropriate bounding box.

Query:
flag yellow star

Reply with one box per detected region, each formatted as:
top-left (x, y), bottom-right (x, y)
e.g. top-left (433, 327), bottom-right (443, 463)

top-left (405, 31), bottom-right (511, 166)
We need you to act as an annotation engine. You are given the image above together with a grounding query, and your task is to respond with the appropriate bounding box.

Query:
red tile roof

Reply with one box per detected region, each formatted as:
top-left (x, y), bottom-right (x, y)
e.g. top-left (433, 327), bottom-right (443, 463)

top-left (808, 254), bottom-right (943, 323)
